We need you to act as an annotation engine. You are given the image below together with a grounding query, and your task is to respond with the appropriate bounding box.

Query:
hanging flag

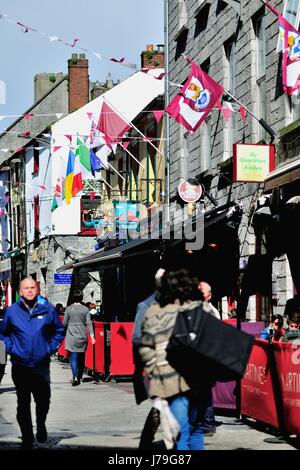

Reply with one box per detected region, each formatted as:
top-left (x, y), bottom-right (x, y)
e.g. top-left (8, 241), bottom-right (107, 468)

top-left (76, 137), bottom-right (91, 175)
top-left (239, 105), bottom-right (247, 122)
top-left (64, 134), bottom-right (72, 143)
top-left (65, 149), bottom-right (75, 205)
top-left (24, 113), bottom-right (33, 120)
top-left (87, 112), bottom-right (93, 120)
top-left (72, 148), bottom-right (83, 197)
top-left (153, 110), bottom-right (164, 123)
top-left (52, 145), bottom-right (62, 153)
top-left (265, 1), bottom-right (300, 95)
top-left (6, 281), bottom-right (12, 307)
top-left (166, 61), bottom-right (224, 133)
top-left (220, 102), bottom-right (235, 122)
top-left (110, 57), bottom-right (125, 63)
top-left (89, 118), bottom-right (106, 148)
top-left (51, 177), bottom-right (62, 211)
top-left (89, 191), bottom-right (96, 201)
top-left (90, 148), bottom-right (104, 176)
top-left (97, 101), bottom-right (131, 143)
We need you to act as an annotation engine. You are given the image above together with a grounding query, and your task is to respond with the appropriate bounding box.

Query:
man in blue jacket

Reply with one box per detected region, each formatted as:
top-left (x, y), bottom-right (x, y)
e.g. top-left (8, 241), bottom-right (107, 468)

top-left (0, 277), bottom-right (64, 449)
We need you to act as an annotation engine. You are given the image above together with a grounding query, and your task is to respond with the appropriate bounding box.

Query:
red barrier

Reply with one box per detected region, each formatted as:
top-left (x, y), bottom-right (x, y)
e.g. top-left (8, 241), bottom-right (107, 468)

top-left (274, 341), bottom-right (300, 435)
top-left (212, 381), bottom-right (236, 409)
top-left (241, 339), bottom-right (279, 429)
top-left (85, 330), bottom-right (94, 370)
top-left (57, 316), bottom-right (68, 359)
top-left (110, 322), bottom-right (134, 376)
top-left (94, 322), bottom-right (105, 374)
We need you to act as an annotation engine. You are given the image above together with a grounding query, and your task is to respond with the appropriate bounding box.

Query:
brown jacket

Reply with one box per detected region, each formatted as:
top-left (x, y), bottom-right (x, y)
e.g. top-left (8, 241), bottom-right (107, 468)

top-left (139, 301), bottom-right (202, 399)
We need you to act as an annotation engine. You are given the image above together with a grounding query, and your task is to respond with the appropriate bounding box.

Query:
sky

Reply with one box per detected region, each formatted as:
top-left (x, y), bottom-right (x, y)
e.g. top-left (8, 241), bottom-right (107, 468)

top-left (0, 0), bottom-right (164, 127)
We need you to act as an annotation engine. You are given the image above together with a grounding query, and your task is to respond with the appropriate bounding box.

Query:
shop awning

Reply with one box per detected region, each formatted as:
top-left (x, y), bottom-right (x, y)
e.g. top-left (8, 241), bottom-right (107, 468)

top-left (57, 202), bottom-right (239, 272)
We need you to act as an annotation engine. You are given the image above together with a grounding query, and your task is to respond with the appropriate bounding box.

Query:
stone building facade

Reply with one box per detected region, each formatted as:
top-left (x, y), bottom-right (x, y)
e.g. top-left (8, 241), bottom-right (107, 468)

top-left (167, 0), bottom-right (299, 319)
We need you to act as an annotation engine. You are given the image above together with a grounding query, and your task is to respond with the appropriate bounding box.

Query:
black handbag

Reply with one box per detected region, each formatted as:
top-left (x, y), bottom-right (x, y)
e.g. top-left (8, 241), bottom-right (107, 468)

top-left (166, 303), bottom-right (254, 383)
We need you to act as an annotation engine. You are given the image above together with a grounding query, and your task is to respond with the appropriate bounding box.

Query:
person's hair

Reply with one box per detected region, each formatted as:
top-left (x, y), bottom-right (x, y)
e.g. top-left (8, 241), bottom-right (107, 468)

top-left (85, 302), bottom-right (91, 309)
top-left (288, 311), bottom-right (300, 324)
top-left (271, 314), bottom-right (283, 326)
top-left (20, 276), bottom-right (36, 288)
top-left (55, 303), bottom-right (63, 311)
top-left (156, 269), bottom-right (201, 307)
top-left (73, 290), bottom-right (83, 303)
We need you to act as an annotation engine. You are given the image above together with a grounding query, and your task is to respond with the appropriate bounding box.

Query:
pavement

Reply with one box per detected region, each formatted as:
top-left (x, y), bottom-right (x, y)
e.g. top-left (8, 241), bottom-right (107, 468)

top-left (0, 357), bottom-right (298, 453)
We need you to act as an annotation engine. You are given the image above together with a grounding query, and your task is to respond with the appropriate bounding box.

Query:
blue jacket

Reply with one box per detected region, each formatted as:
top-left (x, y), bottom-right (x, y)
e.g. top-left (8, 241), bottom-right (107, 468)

top-left (0, 297), bottom-right (65, 368)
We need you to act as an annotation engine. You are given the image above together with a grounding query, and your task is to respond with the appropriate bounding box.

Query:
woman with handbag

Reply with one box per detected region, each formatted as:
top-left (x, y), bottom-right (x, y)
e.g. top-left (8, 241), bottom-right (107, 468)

top-left (139, 269), bottom-right (211, 450)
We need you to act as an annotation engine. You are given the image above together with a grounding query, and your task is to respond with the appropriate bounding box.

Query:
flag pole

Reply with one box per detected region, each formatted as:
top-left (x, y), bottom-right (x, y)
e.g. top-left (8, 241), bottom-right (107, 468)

top-left (99, 174), bottom-right (113, 190)
top-left (223, 89), bottom-right (276, 142)
top-left (119, 142), bottom-right (145, 168)
top-left (106, 161), bottom-right (125, 181)
top-left (104, 97), bottom-right (165, 159)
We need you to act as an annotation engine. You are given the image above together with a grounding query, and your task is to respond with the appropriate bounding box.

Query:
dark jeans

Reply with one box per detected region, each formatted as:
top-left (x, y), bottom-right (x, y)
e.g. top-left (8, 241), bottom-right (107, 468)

top-left (69, 352), bottom-right (85, 380)
top-left (198, 394), bottom-right (216, 433)
top-left (11, 364), bottom-right (51, 442)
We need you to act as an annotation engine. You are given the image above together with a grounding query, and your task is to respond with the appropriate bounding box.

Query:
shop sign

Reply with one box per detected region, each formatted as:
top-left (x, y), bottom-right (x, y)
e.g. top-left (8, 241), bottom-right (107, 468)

top-left (178, 179), bottom-right (202, 203)
top-left (0, 258), bottom-right (11, 273)
top-left (53, 273), bottom-right (73, 284)
top-left (233, 144), bottom-right (275, 182)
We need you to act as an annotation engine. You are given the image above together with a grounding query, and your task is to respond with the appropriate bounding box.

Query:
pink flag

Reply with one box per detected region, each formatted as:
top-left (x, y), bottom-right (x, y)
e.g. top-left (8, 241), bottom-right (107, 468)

top-left (52, 146), bottom-right (62, 153)
top-left (239, 105), bottom-right (247, 122)
top-left (97, 101), bottom-right (131, 143)
top-left (87, 112), bottom-right (93, 120)
top-left (122, 140), bottom-right (131, 149)
top-left (153, 110), bottom-right (164, 123)
top-left (220, 102), bottom-right (234, 123)
top-left (66, 38), bottom-right (79, 48)
top-left (16, 147), bottom-right (24, 153)
top-left (17, 22), bottom-right (29, 33)
top-left (265, 2), bottom-right (300, 95)
top-left (20, 131), bottom-right (30, 137)
top-left (64, 134), bottom-right (72, 143)
top-left (24, 113), bottom-right (33, 120)
top-left (110, 57), bottom-right (125, 63)
top-left (39, 185), bottom-right (46, 190)
top-left (166, 62), bottom-right (224, 133)
top-left (89, 191), bottom-right (96, 201)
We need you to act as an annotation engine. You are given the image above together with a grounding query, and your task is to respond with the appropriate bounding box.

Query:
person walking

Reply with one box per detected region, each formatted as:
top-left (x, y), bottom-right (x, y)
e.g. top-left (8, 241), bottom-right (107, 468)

top-left (0, 277), bottom-right (64, 449)
top-left (64, 290), bottom-right (95, 386)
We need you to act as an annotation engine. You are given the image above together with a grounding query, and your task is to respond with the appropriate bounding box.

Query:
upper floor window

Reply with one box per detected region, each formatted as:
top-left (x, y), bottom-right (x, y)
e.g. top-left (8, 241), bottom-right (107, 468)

top-left (254, 13), bottom-right (267, 141)
top-left (33, 147), bottom-right (40, 174)
top-left (224, 39), bottom-right (237, 158)
top-left (178, 0), bottom-right (188, 31)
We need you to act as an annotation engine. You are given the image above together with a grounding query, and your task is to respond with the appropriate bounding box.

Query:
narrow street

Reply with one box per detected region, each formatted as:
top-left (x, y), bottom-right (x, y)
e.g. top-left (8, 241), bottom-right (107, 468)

top-left (0, 358), bottom-right (297, 451)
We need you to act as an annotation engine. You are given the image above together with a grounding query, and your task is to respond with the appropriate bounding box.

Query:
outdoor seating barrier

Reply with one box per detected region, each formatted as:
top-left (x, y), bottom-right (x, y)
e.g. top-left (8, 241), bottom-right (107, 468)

top-left (212, 321), bottom-right (264, 410)
top-left (110, 322), bottom-right (135, 376)
top-left (93, 321), bottom-right (105, 375)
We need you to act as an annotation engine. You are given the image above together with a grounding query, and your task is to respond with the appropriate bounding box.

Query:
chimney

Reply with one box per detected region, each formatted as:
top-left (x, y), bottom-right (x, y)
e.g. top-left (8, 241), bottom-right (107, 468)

top-left (68, 54), bottom-right (89, 113)
top-left (141, 44), bottom-right (164, 69)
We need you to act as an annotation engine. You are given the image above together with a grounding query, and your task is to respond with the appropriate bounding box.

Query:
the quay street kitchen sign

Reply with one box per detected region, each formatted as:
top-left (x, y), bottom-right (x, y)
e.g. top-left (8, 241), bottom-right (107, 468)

top-left (233, 144), bottom-right (275, 182)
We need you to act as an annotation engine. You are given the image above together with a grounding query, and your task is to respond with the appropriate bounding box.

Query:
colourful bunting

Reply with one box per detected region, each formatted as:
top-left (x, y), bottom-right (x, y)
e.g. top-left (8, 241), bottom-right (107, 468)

top-left (89, 191), bottom-right (96, 201)
top-left (110, 57), bottom-right (125, 63)
top-left (239, 105), bottom-right (247, 122)
top-left (153, 110), bottom-right (164, 123)
top-left (24, 114), bottom-right (33, 120)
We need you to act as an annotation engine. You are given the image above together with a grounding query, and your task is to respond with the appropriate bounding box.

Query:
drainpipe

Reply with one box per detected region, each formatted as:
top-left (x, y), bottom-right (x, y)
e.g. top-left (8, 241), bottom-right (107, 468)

top-left (164, 0), bottom-right (170, 222)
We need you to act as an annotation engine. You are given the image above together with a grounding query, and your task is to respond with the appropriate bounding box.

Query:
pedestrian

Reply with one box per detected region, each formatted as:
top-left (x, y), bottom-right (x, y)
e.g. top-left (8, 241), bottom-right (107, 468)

top-left (260, 314), bottom-right (285, 342)
top-left (0, 277), bottom-right (64, 449)
top-left (139, 269), bottom-right (211, 450)
top-left (55, 303), bottom-right (64, 316)
top-left (64, 290), bottom-right (95, 386)
top-left (198, 281), bottom-right (220, 319)
top-left (0, 300), bottom-right (7, 384)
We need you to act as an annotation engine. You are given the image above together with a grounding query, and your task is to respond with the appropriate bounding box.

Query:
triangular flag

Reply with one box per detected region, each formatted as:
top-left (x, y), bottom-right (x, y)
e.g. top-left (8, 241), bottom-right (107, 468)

top-left (221, 102), bottom-right (234, 123)
top-left (39, 185), bottom-right (46, 190)
top-left (24, 113), bottom-right (33, 120)
top-left (97, 101), bottom-right (131, 143)
top-left (87, 113), bottom-right (93, 120)
top-left (239, 105), bottom-right (247, 122)
top-left (49, 36), bottom-right (59, 42)
top-left (55, 113), bottom-right (63, 119)
top-left (20, 131), bottom-right (30, 137)
top-left (51, 177), bottom-right (62, 211)
top-left (72, 148), bottom-right (83, 198)
top-left (64, 134), bottom-right (72, 143)
top-left (153, 110), bottom-right (164, 124)
top-left (89, 191), bottom-right (96, 201)
top-left (93, 52), bottom-right (102, 60)
top-left (52, 146), bottom-right (62, 153)
top-left (122, 141), bottom-right (131, 150)
top-left (110, 57), bottom-right (125, 63)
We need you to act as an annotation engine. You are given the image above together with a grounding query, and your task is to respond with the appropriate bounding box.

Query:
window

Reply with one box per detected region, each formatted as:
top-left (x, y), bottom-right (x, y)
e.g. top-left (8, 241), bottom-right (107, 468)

top-left (255, 14), bottom-right (266, 141)
top-left (178, 0), bottom-right (188, 31)
top-left (80, 195), bottom-right (103, 236)
top-left (33, 195), bottom-right (39, 240)
top-left (33, 148), bottom-right (40, 174)
top-left (224, 39), bottom-right (237, 158)
top-left (199, 118), bottom-right (211, 172)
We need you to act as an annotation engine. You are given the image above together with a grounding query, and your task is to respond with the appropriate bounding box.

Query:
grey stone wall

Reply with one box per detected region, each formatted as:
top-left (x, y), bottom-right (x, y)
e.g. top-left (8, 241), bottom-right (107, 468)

top-left (27, 235), bottom-right (101, 307)
top-left (168, 0), bottom-right (294, 319)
